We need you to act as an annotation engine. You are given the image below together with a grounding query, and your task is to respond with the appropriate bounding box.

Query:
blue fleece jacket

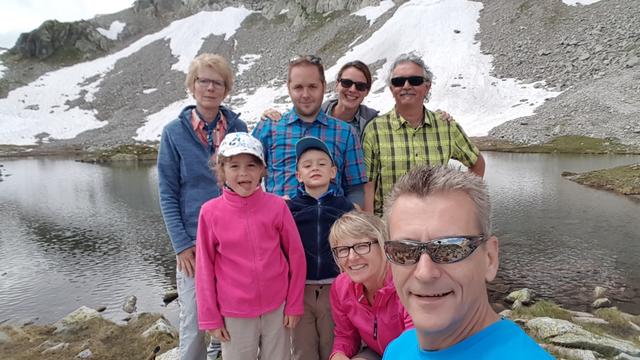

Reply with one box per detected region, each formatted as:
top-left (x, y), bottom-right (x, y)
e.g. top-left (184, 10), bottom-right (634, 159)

top-left (287, 186), bottom-right (355, 281)
top-left (158, 105), bottom-right (248, 254)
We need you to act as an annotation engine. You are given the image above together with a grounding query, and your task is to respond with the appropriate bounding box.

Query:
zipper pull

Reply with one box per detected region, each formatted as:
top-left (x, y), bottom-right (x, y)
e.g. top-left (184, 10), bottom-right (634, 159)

top-left (373, 316), bottom-right (378, 340)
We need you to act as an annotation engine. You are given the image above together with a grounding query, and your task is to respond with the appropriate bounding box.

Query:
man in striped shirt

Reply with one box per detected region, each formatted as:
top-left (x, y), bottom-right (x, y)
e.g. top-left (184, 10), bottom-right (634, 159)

top-left (252, 55), bottom-right (367, 205)
top-left (363, 53), bottom-right (485, 216)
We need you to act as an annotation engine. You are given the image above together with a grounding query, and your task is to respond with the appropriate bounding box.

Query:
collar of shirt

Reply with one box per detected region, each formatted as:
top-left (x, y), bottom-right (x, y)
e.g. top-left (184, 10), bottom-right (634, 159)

top-left (296, 183), bottom-right (337, 200)
top-left (391, 107), bottom-right (432, 130)
top-left (284, 108), bottom-right (330, 126)
top-left (191, 110), bottom-right (208, 145)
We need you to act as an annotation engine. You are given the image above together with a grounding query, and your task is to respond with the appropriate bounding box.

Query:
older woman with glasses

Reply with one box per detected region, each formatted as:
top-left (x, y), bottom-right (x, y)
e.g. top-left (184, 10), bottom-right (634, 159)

top-left (328, 211), bottom-right (412, 360)
top-left (158, 53), bottom-right (248, 360)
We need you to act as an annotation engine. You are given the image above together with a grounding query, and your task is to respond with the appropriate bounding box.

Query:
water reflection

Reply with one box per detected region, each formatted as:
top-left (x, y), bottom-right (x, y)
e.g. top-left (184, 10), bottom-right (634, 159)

top-left (0, 153), bottom-right (638, 326)
top-left (485, 153), bottom-right (640, 312)
top-left (0, 158), bottom-right (178, 325)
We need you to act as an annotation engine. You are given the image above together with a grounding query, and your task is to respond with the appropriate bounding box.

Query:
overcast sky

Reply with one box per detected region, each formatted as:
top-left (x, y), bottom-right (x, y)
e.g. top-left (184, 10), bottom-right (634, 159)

top-left (0, 0), bottom-right (133, 48)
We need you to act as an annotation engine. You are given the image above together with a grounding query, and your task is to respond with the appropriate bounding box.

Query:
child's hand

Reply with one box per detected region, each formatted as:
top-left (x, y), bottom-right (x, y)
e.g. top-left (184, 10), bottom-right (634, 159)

top-left (283, 315), bottom-right (300, 329)
top-left (208, 327), bottom-right (231, 342)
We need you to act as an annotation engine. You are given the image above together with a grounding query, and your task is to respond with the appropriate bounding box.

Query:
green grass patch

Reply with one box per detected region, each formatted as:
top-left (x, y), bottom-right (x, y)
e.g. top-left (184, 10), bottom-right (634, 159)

top-left (511, 300), bottom-right (573, 321)
top-left (78, 144), bottom-right (158, 163)
top-left (562, 164), bottom-right (640, 196)
top-left (589, 308), bottom-right (640, 341)
top-left (473, 135), bottom-right (640, 154)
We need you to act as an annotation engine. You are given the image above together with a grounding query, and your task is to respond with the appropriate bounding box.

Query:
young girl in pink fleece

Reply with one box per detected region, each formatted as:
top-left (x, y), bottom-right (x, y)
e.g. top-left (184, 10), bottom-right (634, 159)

top-left (328, 211), bottom-right (412, 360)
top-left (195, 132), bottom-right (306, 360)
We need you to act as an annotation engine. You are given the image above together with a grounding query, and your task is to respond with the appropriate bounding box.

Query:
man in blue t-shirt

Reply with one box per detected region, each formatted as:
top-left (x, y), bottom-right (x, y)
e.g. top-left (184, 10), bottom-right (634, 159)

top-left (382, 166), bottom-right (553, 359)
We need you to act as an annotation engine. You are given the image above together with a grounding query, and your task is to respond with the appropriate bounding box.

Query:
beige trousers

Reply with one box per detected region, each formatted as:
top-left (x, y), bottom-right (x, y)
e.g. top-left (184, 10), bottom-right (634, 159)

top-left (292, 284), bottom-right (334, 360)
top-left (221, 303), bottom-right (291, 360)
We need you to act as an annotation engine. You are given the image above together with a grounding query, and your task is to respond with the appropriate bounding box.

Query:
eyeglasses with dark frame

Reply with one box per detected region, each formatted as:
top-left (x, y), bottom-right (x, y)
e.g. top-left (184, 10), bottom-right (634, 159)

top-left (384, 235), bottom-right (486, 265)
top-left (332, 240), bottom-right (379, 258)
top-left (338, 78), bottom-right (369, 92)
top-left (289, 55), bottom-right (322, 65)
top-left (390, 76), bottom-right (428, 88)
top-left (195, 77), bottom-right (225, 89)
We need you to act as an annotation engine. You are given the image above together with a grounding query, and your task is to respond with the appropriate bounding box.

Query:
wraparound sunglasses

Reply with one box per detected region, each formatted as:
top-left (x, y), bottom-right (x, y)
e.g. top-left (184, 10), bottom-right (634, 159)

top-left (384, 235), bottom-right (486, 265)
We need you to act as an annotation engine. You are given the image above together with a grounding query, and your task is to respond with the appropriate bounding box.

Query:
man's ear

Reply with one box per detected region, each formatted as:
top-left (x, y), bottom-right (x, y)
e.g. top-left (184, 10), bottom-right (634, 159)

top-left (484, 236), bottom-right (499, 282)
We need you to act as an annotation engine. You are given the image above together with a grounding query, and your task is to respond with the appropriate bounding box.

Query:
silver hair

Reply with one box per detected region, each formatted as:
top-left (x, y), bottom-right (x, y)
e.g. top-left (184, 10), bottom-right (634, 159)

top-left (387, 52), bottom-right (434, 84)
top-left (387, 52), bottom-right (434, 101)
top-left (384, 166), bottom-right (491, 236)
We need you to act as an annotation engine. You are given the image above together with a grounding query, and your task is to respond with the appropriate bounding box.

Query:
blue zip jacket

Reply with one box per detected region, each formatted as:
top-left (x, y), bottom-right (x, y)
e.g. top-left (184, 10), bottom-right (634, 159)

top-left (287, 186), bottom-right (355, 281)
top-left (158, 105), bottom-right (248, 254)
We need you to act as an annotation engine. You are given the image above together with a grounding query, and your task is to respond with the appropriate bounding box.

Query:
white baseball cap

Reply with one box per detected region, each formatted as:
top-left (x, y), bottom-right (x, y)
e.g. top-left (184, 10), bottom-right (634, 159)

top-left (217, 132), bottom-right (266, 166)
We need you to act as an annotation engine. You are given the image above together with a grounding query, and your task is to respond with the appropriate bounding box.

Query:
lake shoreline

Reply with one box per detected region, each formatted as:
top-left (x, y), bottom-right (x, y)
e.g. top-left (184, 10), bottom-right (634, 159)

top-left (2, 290), bottom-right (638, 360)
top-left (3, 135), bottom-right (639, 202)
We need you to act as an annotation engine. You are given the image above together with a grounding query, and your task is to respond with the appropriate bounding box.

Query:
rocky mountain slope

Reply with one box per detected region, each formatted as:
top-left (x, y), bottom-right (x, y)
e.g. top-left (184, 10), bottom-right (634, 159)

top-left (478, 0), bottom-right (640, 146)
top-left (0, 0), bottom-right (638, 151)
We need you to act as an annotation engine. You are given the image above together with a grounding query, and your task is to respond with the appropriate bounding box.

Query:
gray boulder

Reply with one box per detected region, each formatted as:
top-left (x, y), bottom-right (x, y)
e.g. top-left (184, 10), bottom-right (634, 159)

top-left (506, 288), bottom-right (533, 304)
top-left (141, 318), bottom-right (178, 339)
top-left (42, 342), bottom-right (70, 354)
top-left (573, 316), bottom-right (609, 325)
top-left (550, 332), bottom-right (640, 357)
top-left (53, 306), bottom-right (101, 334)
top-left (0, 329), bottom-right (11, 344)
top-left (76, 348), bottom-right (93, 358)
top-left (526, 317), bottom-right (588, 339)
top-left (594, 286), bottom-right (607, 299)
top-left (592, 298), bottom-right (612, 309)
top-left (528, 316), bottom-right (640, 356)
top-left (122, 295), bottom-right (137, 313)
top-left (156, 347), bottom-right (179, 360)
top-left (542, 344), bottom-right (600, 360)
top-left (614, 353), bottom-right (640, 360)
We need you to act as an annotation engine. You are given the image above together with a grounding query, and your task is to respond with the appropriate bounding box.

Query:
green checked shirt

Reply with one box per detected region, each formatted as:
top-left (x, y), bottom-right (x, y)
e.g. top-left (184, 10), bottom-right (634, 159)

top-left (362, 108), bottom-right (480, 216)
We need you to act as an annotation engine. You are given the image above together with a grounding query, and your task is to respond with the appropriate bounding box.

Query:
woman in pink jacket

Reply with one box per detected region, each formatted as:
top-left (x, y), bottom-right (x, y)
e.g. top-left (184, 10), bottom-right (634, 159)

top-left (195, 132), bottom-right (306, 360)
top-left (328, 211), bottom-right (413, 360)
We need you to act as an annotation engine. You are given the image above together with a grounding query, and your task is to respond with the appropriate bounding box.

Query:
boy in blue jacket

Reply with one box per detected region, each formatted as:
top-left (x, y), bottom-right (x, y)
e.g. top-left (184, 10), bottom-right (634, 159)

top-left (287, 136), bottom-right (355, 360)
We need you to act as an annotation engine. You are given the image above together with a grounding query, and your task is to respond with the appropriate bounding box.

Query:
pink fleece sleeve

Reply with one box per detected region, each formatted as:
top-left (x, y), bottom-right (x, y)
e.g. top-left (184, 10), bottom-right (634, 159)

top-left (329, 279), bottom-right (360, 359)
top-left (195, 208), bottom-right (224, 330)
top-left (279, 203), bottom-right (306, 316)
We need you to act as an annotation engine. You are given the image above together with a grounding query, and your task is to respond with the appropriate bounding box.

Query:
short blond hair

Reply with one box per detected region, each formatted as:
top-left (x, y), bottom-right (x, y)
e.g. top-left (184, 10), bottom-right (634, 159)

top-left (329, 211), bottom-right (389, 281)
top-left (384, 166), bottom-right (491, 236)
top-left (185, 53), bottom-right (234, 97)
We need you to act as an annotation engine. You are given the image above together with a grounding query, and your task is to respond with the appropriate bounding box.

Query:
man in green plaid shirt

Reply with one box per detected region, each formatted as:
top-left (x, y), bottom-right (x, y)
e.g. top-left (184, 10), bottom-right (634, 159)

top-left (363, 53), bottom-right (485, 216)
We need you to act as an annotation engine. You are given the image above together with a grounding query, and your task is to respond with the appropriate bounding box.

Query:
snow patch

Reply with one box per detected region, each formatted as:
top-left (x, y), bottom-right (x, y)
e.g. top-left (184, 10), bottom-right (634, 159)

top-left (352, 0), bottom-right (395, 25)
top-left (135, 97), bottom-right (191, 141)
top-left (97, 21), bottom-right (126, 40)
top-left (236, 54), bottom-right (261, 76)
top-left (142, 88), bottom-right (157, 94)
top-left (562, 0), bottom-right (602, 5)
top-left (0, 7), bottom-right (253, 145)
top-left (328, 0), bottom-right (560, 136)
top-left (279, 9), bottom-right (289, 15)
